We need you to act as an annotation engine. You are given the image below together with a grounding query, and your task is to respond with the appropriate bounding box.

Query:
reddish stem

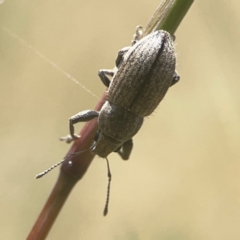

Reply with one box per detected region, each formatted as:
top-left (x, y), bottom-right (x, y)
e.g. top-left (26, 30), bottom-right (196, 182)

top-left (27, 92), bottom-right (107, 240)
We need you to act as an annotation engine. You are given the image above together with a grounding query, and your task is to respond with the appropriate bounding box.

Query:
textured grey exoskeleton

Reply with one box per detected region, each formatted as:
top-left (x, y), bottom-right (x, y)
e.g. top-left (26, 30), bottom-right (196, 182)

top-left (61, 29), bottom-right (179, 160)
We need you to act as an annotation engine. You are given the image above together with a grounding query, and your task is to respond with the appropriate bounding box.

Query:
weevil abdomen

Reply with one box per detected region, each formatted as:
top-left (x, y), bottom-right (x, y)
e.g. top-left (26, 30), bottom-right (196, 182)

top-left (107, 30), bottom-right (176, 117)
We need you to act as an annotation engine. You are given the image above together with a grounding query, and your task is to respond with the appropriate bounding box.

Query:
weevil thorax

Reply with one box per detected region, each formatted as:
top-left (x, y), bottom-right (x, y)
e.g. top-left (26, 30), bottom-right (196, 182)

top-left (92, 101), bottom-right (143, 158)
top-left (108, 30), bottom-right (176, 117)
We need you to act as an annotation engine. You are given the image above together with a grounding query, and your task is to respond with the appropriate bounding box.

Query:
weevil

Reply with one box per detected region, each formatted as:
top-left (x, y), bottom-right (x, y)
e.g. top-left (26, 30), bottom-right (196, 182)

top-left (61, 28), bottom-right (179, 160)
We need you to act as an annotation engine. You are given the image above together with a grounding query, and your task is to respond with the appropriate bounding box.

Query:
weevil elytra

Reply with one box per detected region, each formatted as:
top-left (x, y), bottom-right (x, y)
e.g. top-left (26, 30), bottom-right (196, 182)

top-left (61, 28), bottom-right (179, 160)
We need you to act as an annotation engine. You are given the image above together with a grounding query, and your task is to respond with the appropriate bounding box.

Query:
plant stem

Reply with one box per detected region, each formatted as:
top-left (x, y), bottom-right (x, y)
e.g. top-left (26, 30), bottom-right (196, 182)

top-left (144, 0), bottom-right (194, 36)
top-left (27, 0), bottom-right (194, 239)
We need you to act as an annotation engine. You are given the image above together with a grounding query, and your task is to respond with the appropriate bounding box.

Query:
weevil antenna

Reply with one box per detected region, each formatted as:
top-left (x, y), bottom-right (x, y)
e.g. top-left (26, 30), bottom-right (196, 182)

top-left (35, 149), bottom-right (89, 179)
top-left (103, 157), bottom-right (112, 216)
top-left (35, 159), bottom-right (65, 179)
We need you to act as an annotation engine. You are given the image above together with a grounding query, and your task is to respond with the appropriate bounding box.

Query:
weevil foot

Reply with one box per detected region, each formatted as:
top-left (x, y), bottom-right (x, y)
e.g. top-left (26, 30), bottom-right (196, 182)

top-left (60, 134), bottom-right (80, 144)
top-left (132, 25), bottom-right (143, 45)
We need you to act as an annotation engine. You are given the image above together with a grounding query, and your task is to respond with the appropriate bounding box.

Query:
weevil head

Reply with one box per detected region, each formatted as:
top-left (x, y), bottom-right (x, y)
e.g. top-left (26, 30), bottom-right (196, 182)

top-left (91, 131), bottom-right (122, 158)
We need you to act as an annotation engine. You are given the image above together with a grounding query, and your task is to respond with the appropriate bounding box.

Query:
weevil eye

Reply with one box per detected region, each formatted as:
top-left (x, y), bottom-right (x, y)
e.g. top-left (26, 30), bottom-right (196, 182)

top-left (90, 132), bottom-right (99, 152)
top-left (94, 131), bottom-right (100, 142)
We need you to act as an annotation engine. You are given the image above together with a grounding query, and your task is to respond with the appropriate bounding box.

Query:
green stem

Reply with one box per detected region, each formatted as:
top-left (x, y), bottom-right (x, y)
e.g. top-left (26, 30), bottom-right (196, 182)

top-left (144, 0), bottom-right (194, 36)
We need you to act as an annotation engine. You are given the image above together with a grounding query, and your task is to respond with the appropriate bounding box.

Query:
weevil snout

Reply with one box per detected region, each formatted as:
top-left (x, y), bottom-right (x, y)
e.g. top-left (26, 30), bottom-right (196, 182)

top-left (92, 132), bottom-right (122, 158)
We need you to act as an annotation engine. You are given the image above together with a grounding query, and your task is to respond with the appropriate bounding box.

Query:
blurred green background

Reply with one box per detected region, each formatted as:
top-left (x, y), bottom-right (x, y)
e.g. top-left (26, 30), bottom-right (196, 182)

top-left (0, 0), bottom-right (240, 239)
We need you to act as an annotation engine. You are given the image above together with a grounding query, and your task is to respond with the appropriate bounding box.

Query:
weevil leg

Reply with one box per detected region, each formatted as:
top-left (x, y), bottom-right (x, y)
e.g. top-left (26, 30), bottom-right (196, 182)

top-left (98, 69), bottom-right (115, 87)
top-left (170, 70), bottom-right (180, 87)
top-left (117, 139), bottom-right (133, 160)
top-left (60, 110), bottom-right (99, 143)
top-left (98, 46), bottom-right (130, 86)
top-left (98, 26), bottom-right (143, 88)
top-left (98, 47), bottom-right (129, 87)
top-left (115, 47), bottom-right (130, 67)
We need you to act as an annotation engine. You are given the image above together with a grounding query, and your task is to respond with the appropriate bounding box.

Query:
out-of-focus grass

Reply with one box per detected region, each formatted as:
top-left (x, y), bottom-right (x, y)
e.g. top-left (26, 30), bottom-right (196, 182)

top-left (0, 1), bottom-right (239, 239)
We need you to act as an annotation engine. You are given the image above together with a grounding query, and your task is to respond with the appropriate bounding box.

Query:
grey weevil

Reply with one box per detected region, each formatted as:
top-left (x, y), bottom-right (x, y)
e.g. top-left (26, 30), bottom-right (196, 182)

top-left (61, 28), bottom-right (179, 160)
